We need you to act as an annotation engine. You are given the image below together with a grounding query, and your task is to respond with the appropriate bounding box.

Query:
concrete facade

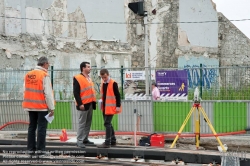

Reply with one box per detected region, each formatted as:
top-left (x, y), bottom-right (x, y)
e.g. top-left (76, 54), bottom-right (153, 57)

top-left (0, 0), bottom-right (250, 97)
top-left (0, 0), bottom-right (249, 70)
top-left (0, 0), bottom-right (130, 71)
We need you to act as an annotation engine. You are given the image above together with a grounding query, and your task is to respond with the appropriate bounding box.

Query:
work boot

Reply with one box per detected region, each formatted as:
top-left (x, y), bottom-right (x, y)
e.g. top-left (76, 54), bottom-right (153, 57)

top-left (83, 140), bottom-right (94, 145)
top-left (97, 143), bottom-right (110, 148)
top-left (76, 142), bottom-right (85, 148)
top-left (111, 142), bottom-right (116, 146)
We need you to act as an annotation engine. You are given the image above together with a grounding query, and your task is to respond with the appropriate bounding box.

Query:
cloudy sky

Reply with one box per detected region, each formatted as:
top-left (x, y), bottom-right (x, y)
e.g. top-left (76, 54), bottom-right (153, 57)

top-left (212, 0), bottom-right (250, 39)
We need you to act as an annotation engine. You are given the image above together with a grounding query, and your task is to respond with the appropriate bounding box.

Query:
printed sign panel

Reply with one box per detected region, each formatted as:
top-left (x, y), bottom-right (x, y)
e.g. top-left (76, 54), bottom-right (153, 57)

top-left (156, 70), bottom-right (188, 101)
top-left (124, 71), bottom-right (155, 100)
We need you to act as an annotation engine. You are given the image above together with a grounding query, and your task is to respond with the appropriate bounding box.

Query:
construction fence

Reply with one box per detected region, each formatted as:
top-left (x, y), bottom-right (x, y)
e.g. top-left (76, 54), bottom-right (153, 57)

top-left (0, 100), bottom-right (250, 134)
top-left (1, 66), bottom-right (250, 100)
top-left (0, 66), bottom-right (250, 134)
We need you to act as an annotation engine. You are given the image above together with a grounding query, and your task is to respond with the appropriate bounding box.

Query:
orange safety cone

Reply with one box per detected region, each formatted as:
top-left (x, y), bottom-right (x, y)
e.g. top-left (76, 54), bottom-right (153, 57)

top-left (60, 129), bottom-right (68, 142)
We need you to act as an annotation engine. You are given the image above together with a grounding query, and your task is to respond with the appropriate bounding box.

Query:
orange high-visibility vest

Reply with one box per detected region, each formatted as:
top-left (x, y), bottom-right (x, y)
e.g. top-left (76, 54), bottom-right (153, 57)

top-left (74, 74), bottom-right (96, 105)
top-left (101, 79), bottom-right (122, 115)
top-left (22, 70), bottom-right (48, 109)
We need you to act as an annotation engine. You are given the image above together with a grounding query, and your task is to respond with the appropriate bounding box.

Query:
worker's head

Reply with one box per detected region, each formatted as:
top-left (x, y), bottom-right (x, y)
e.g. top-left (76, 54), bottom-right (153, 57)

top-left (151, 82), bottom-right (157, 90)
top-left (100, 69), bottom-right (109, 82)
top-left (80, 62), bottom-right (91, 74)
top-left (37, 56), bottom-right (49, 69)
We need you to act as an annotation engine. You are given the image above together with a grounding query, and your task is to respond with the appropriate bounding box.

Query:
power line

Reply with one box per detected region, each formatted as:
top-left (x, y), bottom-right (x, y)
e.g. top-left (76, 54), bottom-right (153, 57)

top-left (0, 15), bottom-right (250, 24)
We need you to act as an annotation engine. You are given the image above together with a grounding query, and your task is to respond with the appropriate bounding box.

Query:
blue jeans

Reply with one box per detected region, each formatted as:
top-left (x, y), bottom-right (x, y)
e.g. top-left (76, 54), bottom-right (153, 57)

top-left (27, 111), bottom-right (48, 152)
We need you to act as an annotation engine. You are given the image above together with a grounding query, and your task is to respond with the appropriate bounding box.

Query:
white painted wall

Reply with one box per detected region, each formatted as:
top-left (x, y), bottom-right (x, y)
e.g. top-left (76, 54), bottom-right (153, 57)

top-left (4, 0), bottom-right (127, 42)
top-left (179, 0), bottom-right (218, 47)
top-left (5, 7), bottom-right (22, 36)
top-left (67, 0), bottom-right (127, 42)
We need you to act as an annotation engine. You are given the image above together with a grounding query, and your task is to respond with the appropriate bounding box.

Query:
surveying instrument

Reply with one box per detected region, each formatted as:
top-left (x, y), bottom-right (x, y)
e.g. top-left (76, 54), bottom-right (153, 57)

top-left (170, 87), bottom-right (226, 152)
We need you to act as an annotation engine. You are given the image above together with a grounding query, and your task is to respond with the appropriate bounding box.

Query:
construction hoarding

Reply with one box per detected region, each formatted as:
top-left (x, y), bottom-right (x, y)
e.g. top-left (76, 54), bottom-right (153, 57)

top-left (124, 71), bottom-right (155, 100)
top-left (155, 70), bottom-right (188, 101)
top-left (124, 70), bottom-right (188, 101)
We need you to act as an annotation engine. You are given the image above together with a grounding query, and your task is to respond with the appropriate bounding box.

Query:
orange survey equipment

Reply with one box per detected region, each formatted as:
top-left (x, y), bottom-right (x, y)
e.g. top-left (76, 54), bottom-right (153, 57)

top-left (150, 134), bottom-right (165, 147)
top-left (60, 129), bottom-right (68, 142)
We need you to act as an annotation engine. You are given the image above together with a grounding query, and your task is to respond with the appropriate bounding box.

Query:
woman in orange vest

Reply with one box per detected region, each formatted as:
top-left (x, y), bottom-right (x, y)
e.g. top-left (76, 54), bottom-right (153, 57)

top-left (97, 69), bottom-right (122, 148)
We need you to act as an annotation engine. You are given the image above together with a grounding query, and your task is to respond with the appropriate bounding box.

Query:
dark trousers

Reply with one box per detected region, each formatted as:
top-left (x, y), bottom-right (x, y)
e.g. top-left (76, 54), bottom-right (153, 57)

top-left (103, 113), bottom-right (116, 145)
top-left (27, 111), bottom-right (48, 152)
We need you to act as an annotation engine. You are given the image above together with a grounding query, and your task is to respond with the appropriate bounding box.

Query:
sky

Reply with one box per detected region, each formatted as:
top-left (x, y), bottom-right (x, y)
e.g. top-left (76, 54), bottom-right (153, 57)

top-left (212, 0), bottom-right (250, 39)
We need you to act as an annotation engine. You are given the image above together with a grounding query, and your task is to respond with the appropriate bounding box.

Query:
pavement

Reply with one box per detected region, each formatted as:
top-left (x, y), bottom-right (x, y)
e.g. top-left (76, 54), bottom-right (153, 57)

top-left (0, 131), bottom-right (249, 165)
top-left (1, 131), bottom-right (250, 151)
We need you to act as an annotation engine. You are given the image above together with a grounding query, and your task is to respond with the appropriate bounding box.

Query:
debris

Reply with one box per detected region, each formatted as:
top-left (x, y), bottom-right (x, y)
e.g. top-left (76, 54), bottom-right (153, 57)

top-left (5, 49), bottom-right (11, 58)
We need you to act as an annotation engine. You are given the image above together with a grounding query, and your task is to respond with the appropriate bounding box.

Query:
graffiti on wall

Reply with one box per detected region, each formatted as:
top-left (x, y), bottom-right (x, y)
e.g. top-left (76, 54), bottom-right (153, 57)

top-left (178, 56), bottom-right (219, 89)
top-left (184, 65), bottom-right (218, 89)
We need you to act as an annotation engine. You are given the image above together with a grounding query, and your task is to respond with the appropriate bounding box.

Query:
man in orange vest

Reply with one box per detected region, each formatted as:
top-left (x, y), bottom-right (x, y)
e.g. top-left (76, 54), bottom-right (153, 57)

top-left (22, 56), bottom-right (55, 155)
top-left (73, 62), bottom-right (96, 148)
top-left (97, 69), bottom-right (122, 148)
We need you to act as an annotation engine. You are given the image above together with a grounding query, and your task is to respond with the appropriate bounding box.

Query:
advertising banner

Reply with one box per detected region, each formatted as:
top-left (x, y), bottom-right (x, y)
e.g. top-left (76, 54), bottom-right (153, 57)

top-left (124, 71), bottom-right (155, 100)
top-left (156, 70), bottom-right (188, 101)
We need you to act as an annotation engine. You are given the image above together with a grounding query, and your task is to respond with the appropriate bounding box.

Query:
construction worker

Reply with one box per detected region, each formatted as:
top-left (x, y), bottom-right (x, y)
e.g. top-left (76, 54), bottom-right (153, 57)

top-left (152, 82), bottom-right (160, 100)
top-left (22, 56), bottom-right (55, 155)
top-left (97, 69), bottom-right (122, 148)
top-left (73, 62), bottom-right (96, 148)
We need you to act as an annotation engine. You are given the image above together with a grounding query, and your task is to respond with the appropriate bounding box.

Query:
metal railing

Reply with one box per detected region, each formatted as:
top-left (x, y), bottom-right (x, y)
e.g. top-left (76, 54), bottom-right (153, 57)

top-left (1, 66), bottom-right (250, 100)
top-left (1, 66), bottom-right (250, 135)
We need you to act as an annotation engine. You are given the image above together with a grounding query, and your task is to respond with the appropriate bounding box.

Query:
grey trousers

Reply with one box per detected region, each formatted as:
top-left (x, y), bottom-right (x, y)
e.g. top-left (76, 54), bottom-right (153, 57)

top-left (77, 104), bottom-right (93, 143)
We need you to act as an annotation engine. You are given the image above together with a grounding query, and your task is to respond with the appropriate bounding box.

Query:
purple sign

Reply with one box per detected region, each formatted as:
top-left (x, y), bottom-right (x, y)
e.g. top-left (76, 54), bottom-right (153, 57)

top-left (155, 70), bottom-right (188, 100)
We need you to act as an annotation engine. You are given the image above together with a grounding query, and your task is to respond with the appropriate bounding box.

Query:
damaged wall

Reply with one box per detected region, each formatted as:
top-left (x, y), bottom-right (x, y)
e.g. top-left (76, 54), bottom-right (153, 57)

top-left (218, 12), bottom-right (250, 88)
top-left (1, 0), bottom-right (249, 70)
top-left (177, 0), bottom-right (219, 69)
top-left (218, 12), bottom-right (250, 66)
top-left (129, 0), bottom-right (179, 68)
top-left (0, 0), bottom-right (131, 100)
top-left (0, 33), bottom-right (132, 99)
top-left (0, 0), bottom-right (131, 70)
top-left (0, 0), bottom-right (250, 99)
top-left (0, 0), bottom-right (250, 72)
top-left (0, 35), bottom-right (131, 70)
top-left (129, 0), bottom-right (220, 68)
top-left (67, 0), bottom-right (127, 42)
top-left (0, 0), bottom-right (4, 34)
top-left (156, 0), bottom-right (179, 68)
top-left (3, 0), bottom-right (127, 42)
top-left (179, 0), bottom-right (218, 47)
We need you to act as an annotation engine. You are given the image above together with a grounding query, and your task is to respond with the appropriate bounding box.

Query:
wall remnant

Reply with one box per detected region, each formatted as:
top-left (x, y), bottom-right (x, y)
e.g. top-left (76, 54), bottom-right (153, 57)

top-left (0, 0), bottom-right (250, 70)
top-left (0, 0), bottom-right (5, 34)
top-left (68, 7), bottom-right (87, 39)
top-left (218, 12), bottom-right (250, 66)
top-left (179, 0), bottom-right (218, 48)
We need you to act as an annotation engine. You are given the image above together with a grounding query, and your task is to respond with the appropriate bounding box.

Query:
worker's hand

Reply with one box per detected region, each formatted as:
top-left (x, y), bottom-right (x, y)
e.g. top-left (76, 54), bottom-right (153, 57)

top-left (49, 110), bottom-right (54, 117)
top-left (116, 107), bottom-right (120, 112)
top-left (80, 104), bottom-right (85, 111)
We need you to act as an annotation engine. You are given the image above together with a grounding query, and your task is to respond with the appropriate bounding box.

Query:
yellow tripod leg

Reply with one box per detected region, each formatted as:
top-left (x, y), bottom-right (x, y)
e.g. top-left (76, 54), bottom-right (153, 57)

top-left (170, 106), bottom-right (196, 148)
top-left (199, 106), bottom-right (226, 152)
top-left (195, 108), bottom-right (200, 149)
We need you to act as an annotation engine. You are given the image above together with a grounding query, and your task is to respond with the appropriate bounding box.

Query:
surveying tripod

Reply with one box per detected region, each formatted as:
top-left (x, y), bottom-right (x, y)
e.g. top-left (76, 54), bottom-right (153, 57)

top-left (170, 100), bottom-right (226, 152)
